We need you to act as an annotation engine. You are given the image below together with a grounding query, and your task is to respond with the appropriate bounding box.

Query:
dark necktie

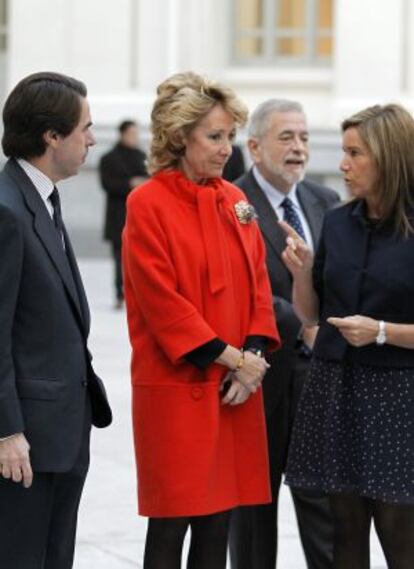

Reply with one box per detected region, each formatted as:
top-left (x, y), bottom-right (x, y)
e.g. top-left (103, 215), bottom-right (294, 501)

top-left (49, 187), bottom-right (65, 248)
top-left (49, 187), bottom-right (84, 317)
top-left (281, 197), bottom-right (306, 242)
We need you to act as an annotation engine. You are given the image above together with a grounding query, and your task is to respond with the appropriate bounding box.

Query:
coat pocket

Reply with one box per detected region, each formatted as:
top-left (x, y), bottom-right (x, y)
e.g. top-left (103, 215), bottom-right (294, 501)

top-left (16, 378), bottom-right (64, 401)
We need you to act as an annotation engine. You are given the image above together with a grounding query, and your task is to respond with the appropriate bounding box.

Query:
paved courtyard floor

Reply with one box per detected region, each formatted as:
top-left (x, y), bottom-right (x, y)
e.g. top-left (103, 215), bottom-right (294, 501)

top-left (74, 259), bottom-right (387, 568)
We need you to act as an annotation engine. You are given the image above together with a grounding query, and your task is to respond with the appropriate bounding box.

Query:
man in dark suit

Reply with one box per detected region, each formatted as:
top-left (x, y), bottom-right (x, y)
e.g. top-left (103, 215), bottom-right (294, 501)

top-left (0, 72), bottom-right (112, 569)
top-left (222, 144), bottom-right (246, 182)
top-left (229, 99), bottom-right (340, 569)
top-left (99, 120), bottom-right (147, 308)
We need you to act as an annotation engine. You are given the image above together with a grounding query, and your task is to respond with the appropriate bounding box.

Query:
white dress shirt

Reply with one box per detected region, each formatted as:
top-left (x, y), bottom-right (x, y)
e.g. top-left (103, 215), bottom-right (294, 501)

top-left (252, 165), bottom-right (314, 251)
top-left (17, 158), bottom-right (55, 218)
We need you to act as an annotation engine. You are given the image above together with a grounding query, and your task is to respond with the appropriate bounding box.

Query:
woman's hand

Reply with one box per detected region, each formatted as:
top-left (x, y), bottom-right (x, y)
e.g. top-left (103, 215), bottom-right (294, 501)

top-left (215, 345), bottom-right (270, 394)
top-left (219, 350), bottom-right (270, 405)
top-left (220, 375), bottom-right (251, 406)
top-left (302, 325), bottom-right (319, 350)
top-left (233, 350), bottom-right (270, 393)
top-left (279, 220), bottom-right (314, 277)
top-left (327, 315), bottom-right (379, 347)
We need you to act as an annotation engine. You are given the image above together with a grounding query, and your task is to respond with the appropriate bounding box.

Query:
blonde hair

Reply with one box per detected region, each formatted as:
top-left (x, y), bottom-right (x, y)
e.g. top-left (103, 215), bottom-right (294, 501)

top-left (342, 103), bottom-right (414, 236)
top-left (148, 71), bottom-right (248, 175)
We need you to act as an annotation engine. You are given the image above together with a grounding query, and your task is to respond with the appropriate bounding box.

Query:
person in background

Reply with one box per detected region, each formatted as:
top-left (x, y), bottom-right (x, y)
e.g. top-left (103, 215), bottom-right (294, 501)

top-left (0, 71), bottom-right (112, 569)
top-left (122, 71), bottom-right (280, 569)
top-left (222, 144), bottom-right (246, 182)
top-left (99, 119), bottom-right (147, 308)
top-left (229, 99), bottom-right (339, 569)
top-left (282, 103), bottom-right (414, 568)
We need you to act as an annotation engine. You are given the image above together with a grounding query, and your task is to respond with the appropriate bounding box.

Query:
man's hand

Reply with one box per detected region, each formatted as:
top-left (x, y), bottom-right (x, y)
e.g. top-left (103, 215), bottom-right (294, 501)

top-left (0, 433), bottom-right (33, 488)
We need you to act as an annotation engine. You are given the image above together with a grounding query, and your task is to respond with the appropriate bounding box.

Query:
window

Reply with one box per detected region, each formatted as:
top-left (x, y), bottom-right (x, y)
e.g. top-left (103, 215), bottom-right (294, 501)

top-left (232, 0), bottom-right (333, 65)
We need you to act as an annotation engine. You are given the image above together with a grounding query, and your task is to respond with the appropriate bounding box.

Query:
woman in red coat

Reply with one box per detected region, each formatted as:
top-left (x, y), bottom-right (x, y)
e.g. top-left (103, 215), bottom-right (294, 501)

top-left (122, 71), bottom-right (280, 569)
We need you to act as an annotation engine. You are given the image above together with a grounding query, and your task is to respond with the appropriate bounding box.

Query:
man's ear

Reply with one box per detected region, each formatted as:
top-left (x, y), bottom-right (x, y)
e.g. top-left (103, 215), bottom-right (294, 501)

top-left (247, 137), bottom-right (261, 164)
top-left (43, 130), bottom-right (60, 147)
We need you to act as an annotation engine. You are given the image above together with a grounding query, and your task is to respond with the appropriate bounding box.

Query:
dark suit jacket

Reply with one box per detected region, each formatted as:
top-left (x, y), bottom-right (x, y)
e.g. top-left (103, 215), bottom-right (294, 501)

top-left (222, 145), bottom-right (246, 183)
top-left (99, 143), bottom-right (147, 244)
top-left (235, 169), bottom-right (340, 417)
top-left (0, 159), bottom-right (112, 473)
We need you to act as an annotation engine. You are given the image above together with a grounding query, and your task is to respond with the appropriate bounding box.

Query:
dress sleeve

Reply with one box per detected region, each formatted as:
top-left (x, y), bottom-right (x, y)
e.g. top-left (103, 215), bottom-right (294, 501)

top-left (185, 335), bottom-right (268, 370)
top-left (123, 191), bottom-right (219, 364)
top-left (185, 338), bottom-right (227, 370)
top-left (244, 335), bottom-right (268, 353)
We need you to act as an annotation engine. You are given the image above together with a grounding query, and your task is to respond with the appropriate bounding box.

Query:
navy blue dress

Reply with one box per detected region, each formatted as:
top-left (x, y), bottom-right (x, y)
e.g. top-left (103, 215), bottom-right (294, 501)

top-left (285, 357), bottom-right (414, 503)
top-left (285, 201), bottom-right (414, 504)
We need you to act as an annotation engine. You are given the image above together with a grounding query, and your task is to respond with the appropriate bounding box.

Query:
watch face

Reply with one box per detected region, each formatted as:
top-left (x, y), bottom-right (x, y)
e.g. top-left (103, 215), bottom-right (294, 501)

top-left (248, 348), bottom-right (262, 357)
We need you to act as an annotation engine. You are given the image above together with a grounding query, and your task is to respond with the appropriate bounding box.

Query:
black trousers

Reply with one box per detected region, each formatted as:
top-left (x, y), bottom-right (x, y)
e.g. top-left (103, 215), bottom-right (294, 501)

top-left (229, 353), bottom-right (334, 569)
top-left (0, 398), bottom-right (91, 569)
top-left (229, 489), bottom-right (334, 569)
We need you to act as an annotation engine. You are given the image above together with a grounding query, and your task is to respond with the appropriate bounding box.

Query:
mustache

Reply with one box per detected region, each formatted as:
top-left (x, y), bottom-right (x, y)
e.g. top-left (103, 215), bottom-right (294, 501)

top-left (284, 156), bottom-right (306, 163)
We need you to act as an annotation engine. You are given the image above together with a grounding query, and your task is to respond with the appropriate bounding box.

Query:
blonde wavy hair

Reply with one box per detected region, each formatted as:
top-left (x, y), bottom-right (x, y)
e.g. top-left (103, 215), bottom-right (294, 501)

top-left (148, 71), bottom-right (248, 175)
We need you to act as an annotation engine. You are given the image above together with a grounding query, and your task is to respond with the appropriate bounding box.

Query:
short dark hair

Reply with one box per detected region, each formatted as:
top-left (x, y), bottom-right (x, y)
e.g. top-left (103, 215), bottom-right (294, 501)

top-left (2, 71), bottom-right (87, 159)
top-left (119, 120), bottom-right (137, 134)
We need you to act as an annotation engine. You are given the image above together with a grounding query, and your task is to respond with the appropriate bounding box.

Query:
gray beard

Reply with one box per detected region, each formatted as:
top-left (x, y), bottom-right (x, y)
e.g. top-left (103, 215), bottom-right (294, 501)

top-left (281, 169), bottom-right (305, 187)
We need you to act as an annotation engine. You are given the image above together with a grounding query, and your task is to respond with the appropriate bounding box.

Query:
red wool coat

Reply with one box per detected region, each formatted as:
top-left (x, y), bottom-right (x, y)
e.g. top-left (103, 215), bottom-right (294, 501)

top-left (123, 170), bottom-right (280, 517)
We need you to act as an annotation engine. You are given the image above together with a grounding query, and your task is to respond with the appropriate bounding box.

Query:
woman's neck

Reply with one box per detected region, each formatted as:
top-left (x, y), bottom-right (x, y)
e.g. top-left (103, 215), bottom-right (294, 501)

top-left (365, 196), bottom-right (382, 219)
top-left (178, 162), bottom-right (207, 186)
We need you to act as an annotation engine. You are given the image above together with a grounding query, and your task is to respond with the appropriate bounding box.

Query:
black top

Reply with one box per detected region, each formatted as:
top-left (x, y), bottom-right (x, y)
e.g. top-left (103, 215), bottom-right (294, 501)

top-left (185, 336), bottom-right (268, 370)
top-left (313, 199), bottom-right (414, 366)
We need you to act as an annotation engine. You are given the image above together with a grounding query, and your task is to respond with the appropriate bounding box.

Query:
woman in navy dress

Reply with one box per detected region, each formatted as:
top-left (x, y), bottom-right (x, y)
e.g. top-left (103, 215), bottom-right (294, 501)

top-left (280, 103), bottom-right (414, 568)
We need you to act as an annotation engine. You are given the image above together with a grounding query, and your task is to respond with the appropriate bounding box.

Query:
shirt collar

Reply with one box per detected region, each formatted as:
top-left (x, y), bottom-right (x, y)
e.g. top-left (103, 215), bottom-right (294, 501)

top-left (17, 158), bottom-right (55, 204)
top-left (252, 165), bottom-right (300, 209)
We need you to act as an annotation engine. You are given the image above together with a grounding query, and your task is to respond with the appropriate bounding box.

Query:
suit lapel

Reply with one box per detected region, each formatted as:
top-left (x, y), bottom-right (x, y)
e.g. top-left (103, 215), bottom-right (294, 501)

top-left (297, 182), bottom-right (326, 246)
top-left (63, 225), bottom-right (91, 334)
top-left (5, 160), bottom-right (86, 332)
top-left (242, 171), bottom-right (287, 259)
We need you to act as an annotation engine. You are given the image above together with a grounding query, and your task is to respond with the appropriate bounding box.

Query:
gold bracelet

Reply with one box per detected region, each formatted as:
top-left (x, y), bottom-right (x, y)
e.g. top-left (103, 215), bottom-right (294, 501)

top-left (232, 349), bottom-right (245, 373)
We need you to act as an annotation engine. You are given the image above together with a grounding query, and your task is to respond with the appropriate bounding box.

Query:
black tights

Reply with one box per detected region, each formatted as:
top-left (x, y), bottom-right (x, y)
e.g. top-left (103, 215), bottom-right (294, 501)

top-left (330, 493), bottom-right (414, 569)
top-left (143, 510), bottom-right (231, 569)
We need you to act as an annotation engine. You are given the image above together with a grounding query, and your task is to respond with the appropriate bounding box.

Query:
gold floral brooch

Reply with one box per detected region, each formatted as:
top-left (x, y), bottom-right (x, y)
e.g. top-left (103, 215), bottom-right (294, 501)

top-left (234, 200), bottom-right (258, 224)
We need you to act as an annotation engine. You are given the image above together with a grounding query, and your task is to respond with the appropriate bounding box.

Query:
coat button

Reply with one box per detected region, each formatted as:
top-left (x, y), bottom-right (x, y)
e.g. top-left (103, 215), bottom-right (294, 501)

top-left (81, 380), bottom-right (88, 387)
top-left (191, 386), bottom-right (204, 400)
